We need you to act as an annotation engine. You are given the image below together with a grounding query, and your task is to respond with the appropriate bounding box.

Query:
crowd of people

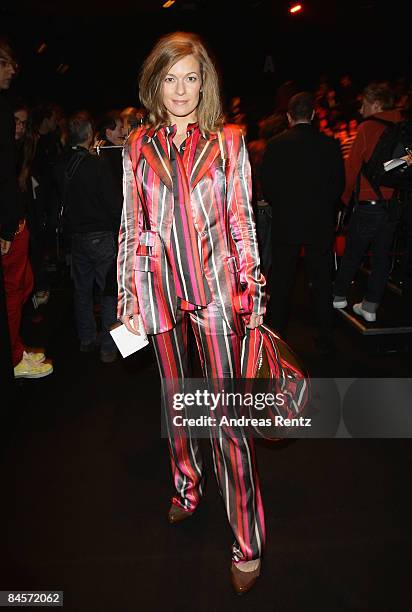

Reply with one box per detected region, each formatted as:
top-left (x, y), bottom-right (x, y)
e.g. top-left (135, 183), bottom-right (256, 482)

top-left (248, 83), bottom-right (412, 351)
top-left (1, 36), bottom-right (149, 377)
top-left (1, 34), bottom-right (412, 383)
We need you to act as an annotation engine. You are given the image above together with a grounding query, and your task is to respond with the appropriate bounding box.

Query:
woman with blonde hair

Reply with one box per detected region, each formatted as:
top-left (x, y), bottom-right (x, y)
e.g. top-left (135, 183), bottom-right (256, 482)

top-left (118, 31), bottom-right (266, 594)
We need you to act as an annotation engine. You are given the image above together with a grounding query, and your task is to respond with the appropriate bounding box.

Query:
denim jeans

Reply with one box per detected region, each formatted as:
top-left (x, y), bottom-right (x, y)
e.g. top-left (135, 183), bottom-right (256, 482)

top-left (334, 201), bottom-right (400, 305)
top-left (71, 231), bottom-right (118, 352)
top-left (401, 197), bottom-right (412, 320)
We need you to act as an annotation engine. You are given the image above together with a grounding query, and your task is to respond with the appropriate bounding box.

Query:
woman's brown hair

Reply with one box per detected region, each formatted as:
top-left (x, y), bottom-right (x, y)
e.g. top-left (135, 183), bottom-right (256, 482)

top-left (138, 31), bottom-right (223, 135)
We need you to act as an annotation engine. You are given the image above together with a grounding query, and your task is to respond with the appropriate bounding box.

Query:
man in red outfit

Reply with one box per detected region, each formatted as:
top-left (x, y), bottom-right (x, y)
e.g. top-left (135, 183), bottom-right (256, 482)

top-left (0, 38), bottom-right (52, 379)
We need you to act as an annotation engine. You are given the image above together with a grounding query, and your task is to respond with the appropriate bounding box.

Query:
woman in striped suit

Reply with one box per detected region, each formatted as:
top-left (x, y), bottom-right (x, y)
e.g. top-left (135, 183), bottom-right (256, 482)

top-left (118, 31), bottom-right (266, 594)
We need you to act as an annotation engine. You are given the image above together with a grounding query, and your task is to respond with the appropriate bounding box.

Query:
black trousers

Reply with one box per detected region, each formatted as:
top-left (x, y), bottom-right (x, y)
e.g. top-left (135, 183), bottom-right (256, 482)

top-left (70, 231), bottom-right (118, 352)
top-left (401, 195), bottom-right (412, 319)
top-left (270, 240), bottom-right (334, 339)
top-left (334, 201), bottom-right (399, 304)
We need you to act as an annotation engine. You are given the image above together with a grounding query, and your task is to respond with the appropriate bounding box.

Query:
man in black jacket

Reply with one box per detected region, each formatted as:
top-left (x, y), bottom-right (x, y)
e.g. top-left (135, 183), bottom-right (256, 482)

top-left (95, 110), bottom-right (124, 198)
top-left (95, 111), bottom-right (125, 301)
top-left (261, 92), bottom-right (345, 353)
top-left (55, 111), bottom-right (122, 362)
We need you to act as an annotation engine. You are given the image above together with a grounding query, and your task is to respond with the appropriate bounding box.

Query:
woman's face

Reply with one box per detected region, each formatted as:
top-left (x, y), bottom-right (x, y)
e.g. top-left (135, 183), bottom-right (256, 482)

top-left (162, 54), bottom-right (202, 125)
top-left (14, 109), bottom-right (28, 140)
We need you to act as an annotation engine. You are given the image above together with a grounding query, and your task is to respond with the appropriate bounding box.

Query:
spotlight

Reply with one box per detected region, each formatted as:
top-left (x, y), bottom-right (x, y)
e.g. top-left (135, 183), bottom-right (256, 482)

top-left (56, 63), bottom-right (70, 74)
top-left (289, 3), bottom-right (303, 14)
top-left (163, 0), bottom-right (175, 7)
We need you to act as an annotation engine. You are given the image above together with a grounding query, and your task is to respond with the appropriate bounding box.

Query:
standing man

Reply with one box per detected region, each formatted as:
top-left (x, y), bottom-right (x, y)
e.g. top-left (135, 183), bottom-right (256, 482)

top-left (55, 112), bottom-right (121, 362)
top-left (333, 83), bottom-right (403, 322)
top-left (0, 39), bottom-right (53, 380)
top-left (0, 38), bottom-right (18, 387)
top-left (400, 94), bottom-right (412, 322)
top-left (95, 110), bottom-right (124, 208)
top-left (261, 91), bottom-right (344, 353)
top-left (95, 111), bottom-right (126, 315)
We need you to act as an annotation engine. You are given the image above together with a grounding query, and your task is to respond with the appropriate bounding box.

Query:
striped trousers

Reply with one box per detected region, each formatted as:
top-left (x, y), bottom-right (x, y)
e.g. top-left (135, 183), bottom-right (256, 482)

top-left (151, 303), bottom-right (265, 562)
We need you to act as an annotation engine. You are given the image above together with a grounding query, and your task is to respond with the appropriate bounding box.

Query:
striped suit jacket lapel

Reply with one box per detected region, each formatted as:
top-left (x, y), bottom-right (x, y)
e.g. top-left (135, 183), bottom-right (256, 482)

top-left (140, 131), bottom-right (173, 191)
top-left (190, 134), bottom-right (221, 191)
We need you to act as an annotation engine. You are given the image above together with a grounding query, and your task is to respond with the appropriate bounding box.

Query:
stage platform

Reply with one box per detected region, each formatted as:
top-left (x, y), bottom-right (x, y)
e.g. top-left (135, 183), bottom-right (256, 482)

top-left (335, 272), bottom-right (412, 352)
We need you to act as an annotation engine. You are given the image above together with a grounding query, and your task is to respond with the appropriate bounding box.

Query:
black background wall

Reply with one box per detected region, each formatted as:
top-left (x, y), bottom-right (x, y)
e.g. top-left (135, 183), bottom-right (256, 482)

top-left (1, 0), bottom-right (411, 117)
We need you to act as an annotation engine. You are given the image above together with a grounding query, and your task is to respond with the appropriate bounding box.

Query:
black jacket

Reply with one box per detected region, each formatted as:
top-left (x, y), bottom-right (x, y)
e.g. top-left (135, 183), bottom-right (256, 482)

top-left (31, 131), bottom-right (63, 218)
top-left (54, 147), bottom-right (122, 234)
top-left (0, 95), bottom-right (23, 241)
top-left (261, 123), bottom-right (345, 244)
top-left (98, 145), bottom-right (123, 233)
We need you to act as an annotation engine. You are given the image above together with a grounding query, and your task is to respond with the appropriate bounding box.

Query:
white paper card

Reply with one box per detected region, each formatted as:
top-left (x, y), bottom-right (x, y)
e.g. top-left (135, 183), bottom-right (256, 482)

top-left (384, 158), bottom-right (407, 172)
top-left (110, 317), bottom-right (149, 358)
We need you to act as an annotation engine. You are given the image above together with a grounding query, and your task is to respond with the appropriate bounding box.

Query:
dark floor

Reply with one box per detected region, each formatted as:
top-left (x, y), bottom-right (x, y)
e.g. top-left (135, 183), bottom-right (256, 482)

top-left (1, 262), bottom-right (411, 611)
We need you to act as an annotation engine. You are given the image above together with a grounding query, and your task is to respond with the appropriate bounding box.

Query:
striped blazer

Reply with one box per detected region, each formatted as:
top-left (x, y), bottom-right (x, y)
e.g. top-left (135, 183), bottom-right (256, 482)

top-left (117, 123), bottom-right (266, 336)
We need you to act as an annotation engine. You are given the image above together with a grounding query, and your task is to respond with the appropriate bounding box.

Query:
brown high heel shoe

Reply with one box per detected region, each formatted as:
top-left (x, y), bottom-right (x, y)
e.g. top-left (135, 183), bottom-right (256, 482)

top-left (230, 560), bottom-right (261, 595)
top-left (167, 504), bottom-right (195, 524)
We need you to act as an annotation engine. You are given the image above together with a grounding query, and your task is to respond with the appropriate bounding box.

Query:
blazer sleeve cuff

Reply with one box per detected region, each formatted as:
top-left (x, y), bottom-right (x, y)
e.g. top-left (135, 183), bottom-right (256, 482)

top-left (117, 296), bottom-right (140, 319)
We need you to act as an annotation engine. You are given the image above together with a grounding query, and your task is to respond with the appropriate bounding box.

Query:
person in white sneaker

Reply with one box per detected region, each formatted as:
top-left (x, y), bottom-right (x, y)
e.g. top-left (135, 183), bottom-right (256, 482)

top-left (0, 40), bottom-right (53, 381)
top-left (0, 38), bottom-right (19, 383)
top-left (333, 83), bottom-right (403, 323)
top-left (14, 350), bottom-right (53, 379)
top-left (352, 302), bottom-right (376, 322)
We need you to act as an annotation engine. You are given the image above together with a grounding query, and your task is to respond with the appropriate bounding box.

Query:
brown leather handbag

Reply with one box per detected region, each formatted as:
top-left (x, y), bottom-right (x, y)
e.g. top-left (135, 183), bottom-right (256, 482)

top-left (241, 324), bottom-right (310, 440)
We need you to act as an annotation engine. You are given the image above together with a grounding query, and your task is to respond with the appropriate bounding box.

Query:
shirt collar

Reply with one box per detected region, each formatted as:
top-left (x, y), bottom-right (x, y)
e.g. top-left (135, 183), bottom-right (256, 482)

top-left (164, 122), bottom-right (201, 138)
top-left (148, 122), bottom-right (211, 142)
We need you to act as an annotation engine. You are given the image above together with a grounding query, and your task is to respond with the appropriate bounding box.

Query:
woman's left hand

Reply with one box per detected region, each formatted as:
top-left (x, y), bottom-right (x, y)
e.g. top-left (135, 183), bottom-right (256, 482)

top-left (246, 313), bottom-right (264, 329)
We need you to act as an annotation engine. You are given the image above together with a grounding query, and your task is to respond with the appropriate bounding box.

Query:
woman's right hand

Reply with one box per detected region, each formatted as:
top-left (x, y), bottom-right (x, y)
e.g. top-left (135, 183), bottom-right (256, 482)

top-left (120, 314), bottom-right (141, 335)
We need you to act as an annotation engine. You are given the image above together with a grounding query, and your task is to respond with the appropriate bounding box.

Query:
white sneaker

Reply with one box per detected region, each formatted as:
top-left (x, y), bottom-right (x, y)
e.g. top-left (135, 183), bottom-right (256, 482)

top-left (23, 350), bottom-right (46, 363)
top-left (14, 355), bottom-right (53, 379)
top-left (353, 302), bottom-right (376, 322)
top-left (333, 297), bottom-right (348, 309)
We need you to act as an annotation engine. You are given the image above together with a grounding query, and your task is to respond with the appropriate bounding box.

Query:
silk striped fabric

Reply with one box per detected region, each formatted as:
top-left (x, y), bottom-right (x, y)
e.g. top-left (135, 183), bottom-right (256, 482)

top-left (152, 304), bottom-right (266, 563)
top-left (117, 123), bottom-right (266, 336)
top-left (166, 124), bottom-right (212, 309)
